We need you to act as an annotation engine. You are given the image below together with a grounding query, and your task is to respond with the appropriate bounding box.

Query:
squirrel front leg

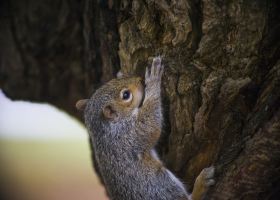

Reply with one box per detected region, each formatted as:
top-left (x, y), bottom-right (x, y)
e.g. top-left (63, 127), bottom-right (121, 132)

top-left (136, 56), bottom-right (164, 149)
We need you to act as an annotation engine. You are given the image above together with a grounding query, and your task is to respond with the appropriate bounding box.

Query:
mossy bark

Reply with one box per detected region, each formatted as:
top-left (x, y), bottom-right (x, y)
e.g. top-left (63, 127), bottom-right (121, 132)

top-left (1, 0), bottom-right (280, 199)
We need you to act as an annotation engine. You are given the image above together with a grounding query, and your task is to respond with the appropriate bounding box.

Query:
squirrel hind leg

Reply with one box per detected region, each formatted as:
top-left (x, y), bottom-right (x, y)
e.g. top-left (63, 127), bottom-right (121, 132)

top-left (190, 166), bottom-right (215, 200)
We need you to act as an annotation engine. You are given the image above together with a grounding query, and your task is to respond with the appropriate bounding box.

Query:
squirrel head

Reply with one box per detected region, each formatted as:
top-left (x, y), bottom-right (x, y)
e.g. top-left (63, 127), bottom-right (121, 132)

top-left (98, 76), bottom-right (143, 121)
top-left (76, 76), bottom-right (143, 123)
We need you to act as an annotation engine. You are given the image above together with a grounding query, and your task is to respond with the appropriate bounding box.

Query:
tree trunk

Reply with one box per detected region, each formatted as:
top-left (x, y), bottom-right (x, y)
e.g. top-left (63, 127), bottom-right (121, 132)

top-left (1, 0), bottom-right (280, 199)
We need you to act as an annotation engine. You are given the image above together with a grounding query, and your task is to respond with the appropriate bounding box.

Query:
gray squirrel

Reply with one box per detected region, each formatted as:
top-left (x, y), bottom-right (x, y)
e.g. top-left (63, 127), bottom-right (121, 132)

top-left (76, 56), bottom-right (215, 200)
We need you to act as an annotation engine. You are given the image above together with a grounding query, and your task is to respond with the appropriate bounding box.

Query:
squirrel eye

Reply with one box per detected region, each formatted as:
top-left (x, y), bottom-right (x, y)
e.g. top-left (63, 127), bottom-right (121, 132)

top-left (120, 89), bottom-right (133, 102)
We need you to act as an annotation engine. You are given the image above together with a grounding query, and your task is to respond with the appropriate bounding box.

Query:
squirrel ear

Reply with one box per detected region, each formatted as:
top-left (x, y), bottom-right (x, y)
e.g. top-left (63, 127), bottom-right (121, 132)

top-left (116, 70), bottom-right (130, 79)
top-left (116, 70), bottom-right (124, 78)
top-left (103, 104), bottom-right (118, 120)
top-left (76, 99), bottom-right (88, 111)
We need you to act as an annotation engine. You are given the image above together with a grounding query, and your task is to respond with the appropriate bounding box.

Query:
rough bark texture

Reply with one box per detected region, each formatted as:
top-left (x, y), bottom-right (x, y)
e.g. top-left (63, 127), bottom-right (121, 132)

top-left (1, 0), bottom-right (280, 199)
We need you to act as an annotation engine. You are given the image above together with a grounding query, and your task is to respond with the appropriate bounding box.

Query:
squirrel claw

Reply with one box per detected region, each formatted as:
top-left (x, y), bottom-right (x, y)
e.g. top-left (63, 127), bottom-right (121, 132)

top-left (206, 179), bottom-right (215, 186)
top-left (203, 166), bottom-right (215, 187)
top-left (202, 166), bottom-right (215, 179)
top-left (201, 166), bottom-right (215, 186)
top-left (151, 56), bottom-right (163, 76)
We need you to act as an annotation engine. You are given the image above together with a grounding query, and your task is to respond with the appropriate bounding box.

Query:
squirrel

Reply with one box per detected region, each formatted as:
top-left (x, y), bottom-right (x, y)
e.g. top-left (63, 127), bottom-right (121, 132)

top-left (76, 56), bottom-right (215, 200)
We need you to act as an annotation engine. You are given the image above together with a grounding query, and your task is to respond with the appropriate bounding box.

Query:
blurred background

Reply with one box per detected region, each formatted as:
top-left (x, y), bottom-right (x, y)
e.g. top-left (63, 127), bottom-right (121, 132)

top-left (0, 90), bottom-right (108, 200)
top-left (0, 1), bottom-right (115, 199)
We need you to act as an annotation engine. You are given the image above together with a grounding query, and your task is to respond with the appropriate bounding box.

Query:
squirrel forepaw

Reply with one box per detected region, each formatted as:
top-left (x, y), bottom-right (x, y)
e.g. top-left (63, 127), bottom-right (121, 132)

top-left (145, 56), bottom-right (164, 86)
top-left (201, 166), bottom-right (215, 186)
top-left (191, 166), bottom-right (215, 200)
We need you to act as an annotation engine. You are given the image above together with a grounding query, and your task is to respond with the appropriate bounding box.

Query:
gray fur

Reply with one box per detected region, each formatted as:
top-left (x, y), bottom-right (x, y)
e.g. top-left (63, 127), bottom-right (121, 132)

top-left (84, 57), bottom-right (189, 200)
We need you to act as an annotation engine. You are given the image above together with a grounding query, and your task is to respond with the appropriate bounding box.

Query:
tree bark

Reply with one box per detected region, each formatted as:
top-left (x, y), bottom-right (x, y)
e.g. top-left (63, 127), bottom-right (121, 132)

top-left (1, 0), bottom-right (280, 199)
